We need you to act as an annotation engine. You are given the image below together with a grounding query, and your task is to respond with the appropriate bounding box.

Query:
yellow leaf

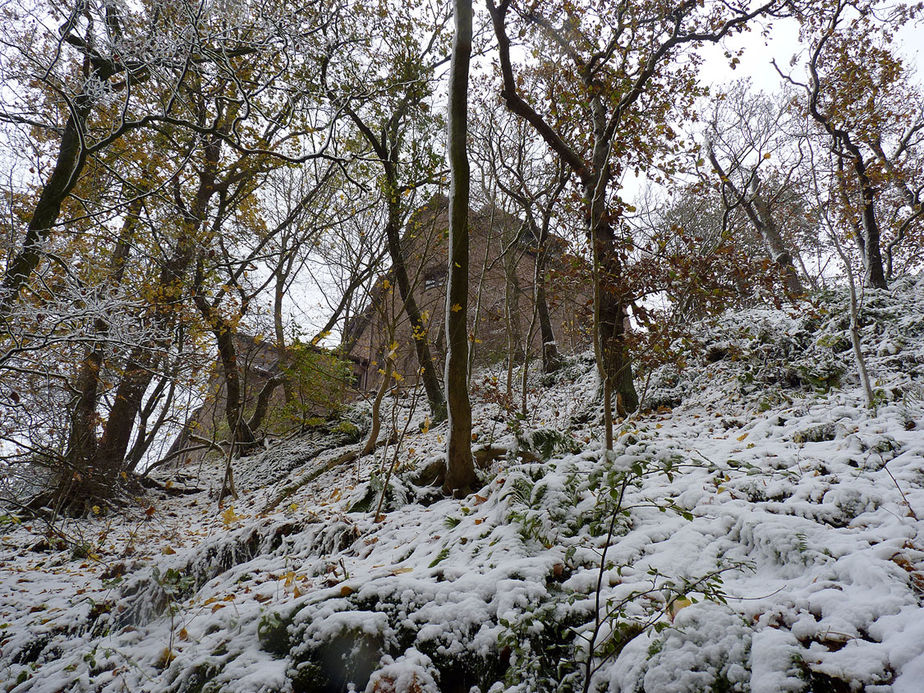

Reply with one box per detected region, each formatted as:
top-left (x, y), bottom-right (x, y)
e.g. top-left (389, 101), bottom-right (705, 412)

top-left (162, 546), bottom-right (176, 555)
top-left (221, 507), bottom-right (240, 526)
top-left (178, 628), bottom-right (188, 641)
top-left (669, 597), bottom-right (692, 621)
top-left (293, 585), bottom-right (303, 599)
top-left (284, 571), bottom-right (295, 588)
top-left (91, 505), bottom-right (101, 515)
top-left (451, 303), bottom-right (462, 312)
top-left (391, 566), bottom-right (413, 575)
top-left (288, 503), bottom-right (299, 512)
top-left (736, 433), bottom-right (748, 441)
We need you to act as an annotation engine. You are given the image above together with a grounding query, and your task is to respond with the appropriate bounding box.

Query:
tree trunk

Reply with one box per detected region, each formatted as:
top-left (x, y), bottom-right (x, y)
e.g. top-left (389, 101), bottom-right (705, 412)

top-left (805, 69), bottom-right (887, 289)
top-left (211, 314), bottom-right (255, 448)
top-left (597, 242), bottom-right (638, 414)
top-left (443, 0), bottom-right (476, 494)
top-left (94, 138), bottom-right (221, 480)
top-left (749, 178), bottom-right (804, 295)
top-left (585, 139), bottom-right (638, 420)
top-left (504, 251), bottom-right (521, 398)
top-left (383, 200), bottom-right (447, 422)
top-left (853, 157), bottom-right (888, 289)
top-left (273, 259), bottom-right (297, 405)
top-left (706, 145), bottom-right (803, 295)
top-left (531, 216), bottom-right (561, 373)
top-left (64, 197), bottom-right (141, 480)
top-left (0, 82), bottom-right (105, 316)
top-left (363, 353), bottom-right (393, 457)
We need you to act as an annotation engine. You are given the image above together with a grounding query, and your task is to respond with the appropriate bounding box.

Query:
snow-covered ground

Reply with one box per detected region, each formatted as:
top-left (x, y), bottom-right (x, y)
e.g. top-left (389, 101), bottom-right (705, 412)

top-left (2, 278), bottom-right (924, 692)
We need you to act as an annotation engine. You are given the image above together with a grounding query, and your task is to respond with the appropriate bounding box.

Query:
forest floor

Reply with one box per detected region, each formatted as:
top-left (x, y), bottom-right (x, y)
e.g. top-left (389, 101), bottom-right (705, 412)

top-left (3, 277), bottom-right (924, 692)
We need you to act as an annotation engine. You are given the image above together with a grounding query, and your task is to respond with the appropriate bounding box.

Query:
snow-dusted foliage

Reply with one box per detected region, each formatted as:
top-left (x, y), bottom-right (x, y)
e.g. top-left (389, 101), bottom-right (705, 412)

top-left (2, 278), bottom-right (924, 692)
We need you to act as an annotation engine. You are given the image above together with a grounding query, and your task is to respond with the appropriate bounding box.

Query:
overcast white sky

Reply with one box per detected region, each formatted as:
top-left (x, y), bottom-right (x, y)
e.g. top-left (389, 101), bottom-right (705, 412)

top-left (699, 14), bottom-right (924, 90)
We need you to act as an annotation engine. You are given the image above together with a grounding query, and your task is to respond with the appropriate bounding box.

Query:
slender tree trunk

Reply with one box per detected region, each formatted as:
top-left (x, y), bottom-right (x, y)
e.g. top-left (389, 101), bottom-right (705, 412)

top-left (504, 250), bottom-right (521, 399)
top-left (467, 207), bottom-right (494, 383)
top-left (749, 178), bottom-right (804, 295)
top-left (195, 300), bottom-right (256, 449)
top-left (531, 215), bottom-right (561, 373)
top-left (363, 352), bottom-right (393, 457)
top-left (853, 158), bottom-right (888, 289)
top-left (585, 172), bottom-right (638, 419)
top-left (706, 145), bottom-right (803, 295)
top-left (444, 0), bottom-right (476, 494)
top-left (806, 80), bottom-right (887, 289)
top-left (830, 234), bottom-right (875, 407)
top-left (383, 199), bottom-right (447, 422)
top-left (272, 258), bottom-right (297, 405)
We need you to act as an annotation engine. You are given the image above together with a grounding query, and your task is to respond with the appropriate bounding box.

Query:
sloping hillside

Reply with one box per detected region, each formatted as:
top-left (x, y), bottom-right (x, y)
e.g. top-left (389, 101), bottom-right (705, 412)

top-left (3, 278), bottom-right (924, 693)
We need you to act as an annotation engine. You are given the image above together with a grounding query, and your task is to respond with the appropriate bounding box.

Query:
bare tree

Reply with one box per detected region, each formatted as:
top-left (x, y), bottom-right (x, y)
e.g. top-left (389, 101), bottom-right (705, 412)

top-left (704, 84), bottom-right (804, 295)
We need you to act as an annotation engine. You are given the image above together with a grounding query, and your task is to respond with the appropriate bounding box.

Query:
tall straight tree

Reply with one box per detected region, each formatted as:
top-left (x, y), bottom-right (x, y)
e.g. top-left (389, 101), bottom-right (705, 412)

top-left (443, 0), bottom-right (477, 493)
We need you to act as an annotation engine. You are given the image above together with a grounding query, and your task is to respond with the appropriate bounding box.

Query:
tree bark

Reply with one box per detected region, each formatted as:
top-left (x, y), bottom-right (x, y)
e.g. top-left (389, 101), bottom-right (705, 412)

top-left (443, 0), bottom-right (476, 494)
top-left (195, 298), bottom-right (256, 449)
top-left (586, 90), bottom-right (638, 418)
top-left (803, 26), bottom-right (887, 290)
top-left (529, 212), bottom-right (562, 373)
top-left (750, 177), bottom-right (804, 295)
top-left (487, 1), bottom-right (638, 426)
top-left (0, 87), bottom-right (101, 316)
top-left (853, 155), bottom-right (888, 289)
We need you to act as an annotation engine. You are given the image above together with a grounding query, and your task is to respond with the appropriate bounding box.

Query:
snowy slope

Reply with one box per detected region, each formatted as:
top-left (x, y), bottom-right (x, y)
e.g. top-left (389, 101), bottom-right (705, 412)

top-left (2, 277), bottom-right (924, 692)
